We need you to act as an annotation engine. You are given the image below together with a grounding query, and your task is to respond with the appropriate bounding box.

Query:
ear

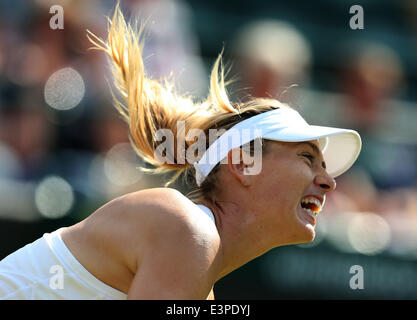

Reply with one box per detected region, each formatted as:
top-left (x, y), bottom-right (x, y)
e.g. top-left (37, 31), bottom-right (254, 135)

top-left (226, 148), bottom-right (252, 187)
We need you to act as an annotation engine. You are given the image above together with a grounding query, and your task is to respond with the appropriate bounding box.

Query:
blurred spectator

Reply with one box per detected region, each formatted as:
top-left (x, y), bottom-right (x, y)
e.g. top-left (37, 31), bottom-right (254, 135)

top-left (230, 20), bottom-right (312, 101)
top-left (333, 41), bottom-right (417, 190)
top-left (0, 83), bottom-right (55, 180)
top-left (338, 41), bottom-right (405, 133)
top-left (122, 0), bottom-right (208, 99)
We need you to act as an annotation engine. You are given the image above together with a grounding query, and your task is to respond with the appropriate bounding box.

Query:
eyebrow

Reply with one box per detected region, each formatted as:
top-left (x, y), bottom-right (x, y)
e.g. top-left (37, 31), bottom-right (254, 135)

top-left (297, 141), bottom-right (327, 169)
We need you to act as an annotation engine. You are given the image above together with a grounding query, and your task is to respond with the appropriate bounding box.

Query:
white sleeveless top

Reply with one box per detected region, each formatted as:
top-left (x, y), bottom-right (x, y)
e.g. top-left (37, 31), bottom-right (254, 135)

top-left (0, 204), bottom-right (216, 300)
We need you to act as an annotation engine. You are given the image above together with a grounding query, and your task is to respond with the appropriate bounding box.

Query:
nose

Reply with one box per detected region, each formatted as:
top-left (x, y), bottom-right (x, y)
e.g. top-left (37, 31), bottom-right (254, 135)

top-left (314, 171), bottom-right (336, 193)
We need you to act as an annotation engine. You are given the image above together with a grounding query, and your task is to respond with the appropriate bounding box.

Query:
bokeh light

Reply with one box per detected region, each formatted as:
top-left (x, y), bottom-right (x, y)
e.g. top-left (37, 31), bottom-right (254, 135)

top-left (44, 67), bottom-right (85, 111)
top-left (0, 142), bottom-right (21, 178)
top-left (0, 179), bottom-right (38, 222)
top-left (324, 211), bottom-right (357, 254)
top-left (103, 143), bottom-right (143, 187)
top-left (34, 175), bottom-right (74, 219)
top-left (88, 143), bottom-right (144, 198)
top-left (347, 212), bottom-right (391, 255)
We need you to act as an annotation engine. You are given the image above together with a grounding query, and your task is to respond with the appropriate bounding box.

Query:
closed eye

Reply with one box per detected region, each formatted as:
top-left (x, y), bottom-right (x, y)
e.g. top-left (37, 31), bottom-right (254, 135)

top-left (301, 153), bottom-right (315, 164)
top-left (296, 142), bottom-right (326, 169)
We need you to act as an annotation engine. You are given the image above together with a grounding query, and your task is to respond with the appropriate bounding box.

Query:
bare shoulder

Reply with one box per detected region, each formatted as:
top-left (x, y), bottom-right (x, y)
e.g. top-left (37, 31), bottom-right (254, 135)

top-left (122, 188), bottom-right (222, 299)
top-left (60, 187), bottom-right (220, 296)
top-left (87, 187), bottom-right (219, 260)
top-left (122, 187), bottom-right (219, 237)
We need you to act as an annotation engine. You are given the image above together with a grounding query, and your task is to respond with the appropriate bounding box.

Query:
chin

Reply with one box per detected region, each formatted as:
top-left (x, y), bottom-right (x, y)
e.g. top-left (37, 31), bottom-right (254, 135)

top-left (302, 225), bottom-right (316, 243)
top-left (295, 219), bottom-right (316, 244)
top-left (294, 207), bottom-right (317, 243)
top-left (282, 223), bottom-right (316, 247)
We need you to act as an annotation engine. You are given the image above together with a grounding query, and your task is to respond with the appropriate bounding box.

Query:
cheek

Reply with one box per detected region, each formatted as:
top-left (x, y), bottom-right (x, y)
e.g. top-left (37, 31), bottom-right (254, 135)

top-left (256, 163), bottom-right (313, 208)
top-left (251, 171), bottom-right (290, 207)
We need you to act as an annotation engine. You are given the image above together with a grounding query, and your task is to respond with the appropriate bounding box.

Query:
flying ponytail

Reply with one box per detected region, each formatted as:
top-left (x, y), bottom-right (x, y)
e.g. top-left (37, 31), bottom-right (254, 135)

top-left (87, 5), bottom-right (285, 192)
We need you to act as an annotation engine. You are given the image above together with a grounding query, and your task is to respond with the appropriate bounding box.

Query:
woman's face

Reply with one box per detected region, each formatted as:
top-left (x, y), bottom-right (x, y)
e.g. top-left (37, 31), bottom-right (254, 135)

top-left (246, 139), bottom-right (336, 246)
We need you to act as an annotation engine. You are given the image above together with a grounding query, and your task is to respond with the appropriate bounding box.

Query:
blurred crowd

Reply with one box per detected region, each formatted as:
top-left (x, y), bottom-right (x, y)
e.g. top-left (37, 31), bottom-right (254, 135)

top-left (0, 0), bottom-right (416, 292)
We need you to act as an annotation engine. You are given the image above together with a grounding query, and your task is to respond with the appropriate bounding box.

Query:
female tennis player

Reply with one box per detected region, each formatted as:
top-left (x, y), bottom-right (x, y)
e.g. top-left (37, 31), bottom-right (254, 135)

top-left (0, 7), bottom-right (361, 300)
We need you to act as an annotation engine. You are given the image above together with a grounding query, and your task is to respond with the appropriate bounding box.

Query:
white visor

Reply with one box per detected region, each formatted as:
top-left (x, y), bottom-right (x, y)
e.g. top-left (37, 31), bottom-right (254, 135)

top-left (193, 107), bottom-right (362, 186)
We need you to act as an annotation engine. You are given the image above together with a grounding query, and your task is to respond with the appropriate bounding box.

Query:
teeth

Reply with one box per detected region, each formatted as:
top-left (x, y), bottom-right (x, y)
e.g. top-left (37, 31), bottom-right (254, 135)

top-left (302, 207), bottom-right (315, 216)
top-left (300, 196), bottom-right (322, 215)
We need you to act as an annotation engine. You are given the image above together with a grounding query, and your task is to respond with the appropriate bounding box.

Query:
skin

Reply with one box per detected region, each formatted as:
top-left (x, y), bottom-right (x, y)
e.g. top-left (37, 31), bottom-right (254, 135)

top-left (201, 139), bottom-right (336, 279)
top-left (60, 139), bottom-right (336, 299)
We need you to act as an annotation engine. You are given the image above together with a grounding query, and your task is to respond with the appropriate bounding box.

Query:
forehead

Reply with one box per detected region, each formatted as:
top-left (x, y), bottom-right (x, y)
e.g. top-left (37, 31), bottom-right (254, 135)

top-left (296, 140), bottom-right (321, 152)
top-left (268, 139), bottom-right (321, 151)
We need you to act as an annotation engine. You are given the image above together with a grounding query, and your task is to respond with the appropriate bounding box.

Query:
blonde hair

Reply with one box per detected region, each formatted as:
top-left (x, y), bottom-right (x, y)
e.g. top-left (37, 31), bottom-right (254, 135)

top-left (87, 5), bottom-right (290, 201)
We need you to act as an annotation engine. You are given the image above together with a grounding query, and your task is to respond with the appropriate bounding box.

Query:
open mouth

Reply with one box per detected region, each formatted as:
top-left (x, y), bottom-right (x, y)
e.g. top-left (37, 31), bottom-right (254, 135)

top-left (300, 196), bottom-right (322, 216)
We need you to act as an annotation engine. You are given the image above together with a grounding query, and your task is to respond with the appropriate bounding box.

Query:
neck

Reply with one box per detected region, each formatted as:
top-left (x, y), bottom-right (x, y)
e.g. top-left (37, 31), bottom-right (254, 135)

top-left (200, 199), bottom-right (273, 282)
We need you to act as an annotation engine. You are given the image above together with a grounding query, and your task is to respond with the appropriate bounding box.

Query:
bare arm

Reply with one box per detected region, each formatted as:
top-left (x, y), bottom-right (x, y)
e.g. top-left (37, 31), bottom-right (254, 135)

top-left (127, 206), bottom-right (221, 299)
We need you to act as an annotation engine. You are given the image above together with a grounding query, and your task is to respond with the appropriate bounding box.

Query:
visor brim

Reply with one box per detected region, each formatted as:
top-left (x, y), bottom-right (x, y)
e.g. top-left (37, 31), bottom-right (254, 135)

top-left (263, 125), bottom-right (362, 178)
